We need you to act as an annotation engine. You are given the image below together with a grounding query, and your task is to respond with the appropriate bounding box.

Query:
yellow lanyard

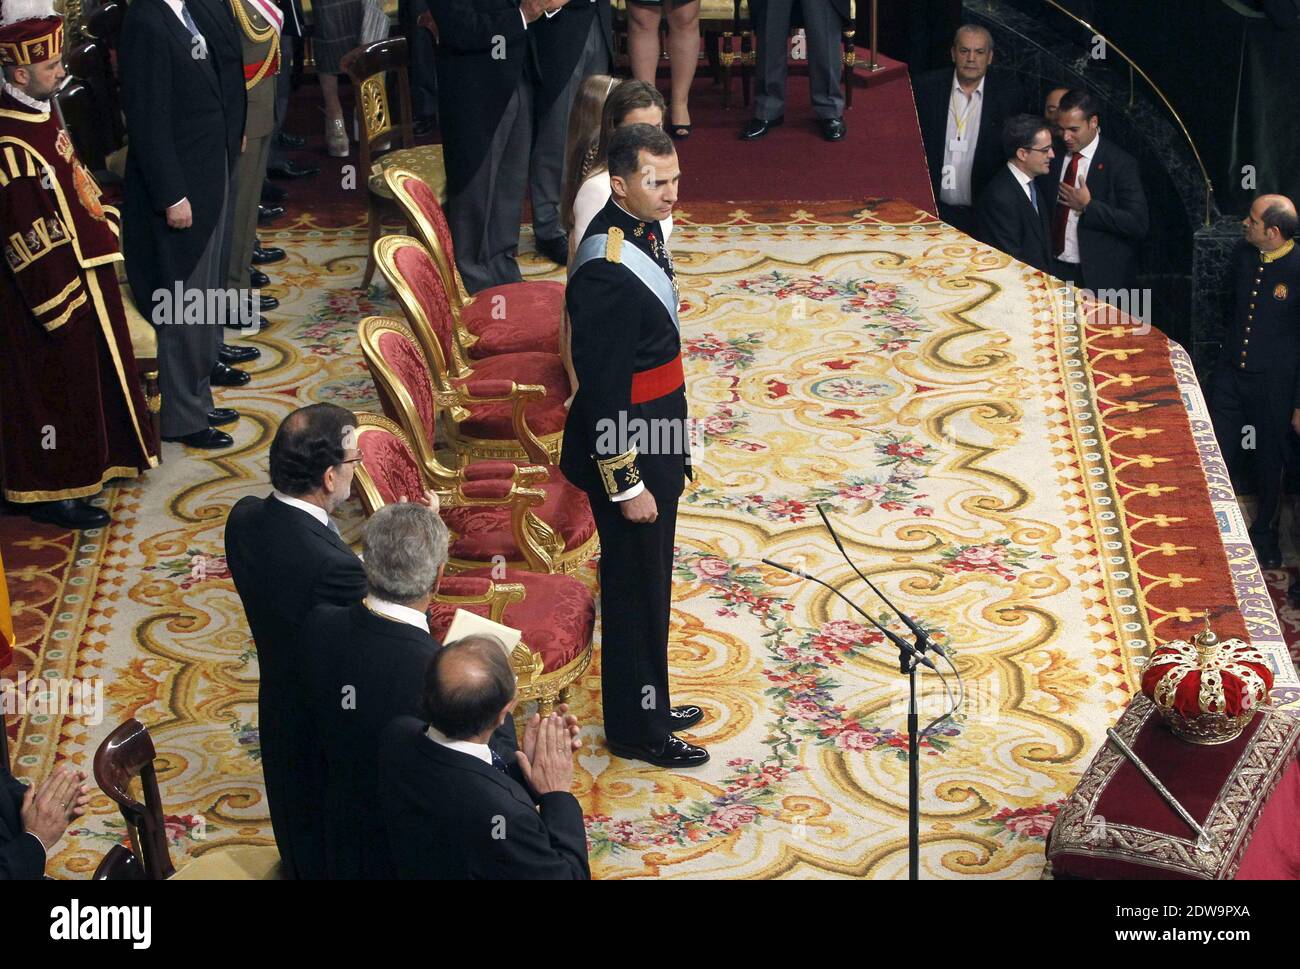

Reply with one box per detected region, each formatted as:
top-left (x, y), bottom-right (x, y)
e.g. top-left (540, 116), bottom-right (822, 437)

top-left (949, 87), bottom-right (979, 141)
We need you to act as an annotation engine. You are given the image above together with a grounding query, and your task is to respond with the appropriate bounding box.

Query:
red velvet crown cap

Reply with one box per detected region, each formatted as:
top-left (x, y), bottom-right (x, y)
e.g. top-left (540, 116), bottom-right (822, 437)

top-left (0, 14), bottom-right (62, 66)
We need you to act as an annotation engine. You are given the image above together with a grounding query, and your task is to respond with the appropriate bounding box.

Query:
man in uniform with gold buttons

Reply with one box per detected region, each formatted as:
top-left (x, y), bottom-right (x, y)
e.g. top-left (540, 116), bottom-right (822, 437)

top-left (1209, 194), bottom-right (1300, 569)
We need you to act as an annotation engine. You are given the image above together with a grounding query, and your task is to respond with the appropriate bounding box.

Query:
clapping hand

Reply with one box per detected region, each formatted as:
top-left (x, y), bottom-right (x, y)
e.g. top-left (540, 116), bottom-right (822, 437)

top-left (398, 489), bottom-right (440, 514)
top-left (21, 766), bottom-right (91, 851)
top-left (516, 711), bottom-right (578, 796)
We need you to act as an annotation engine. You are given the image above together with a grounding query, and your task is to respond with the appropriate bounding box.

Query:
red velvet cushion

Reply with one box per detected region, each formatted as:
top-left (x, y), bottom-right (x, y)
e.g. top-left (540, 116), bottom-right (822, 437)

top-left (464, 281), bottom-right (565, 358)
top-left (427, 570), bottom-right (595, 672)
top-left (392, 242), bottom-right (457, 368)
top-left (375, 329), bottom-right (438, 444)
top-left (442, 476), bottom-right (595, 562)
top-left (459, 352), bottom-right (571, 439)
top-left (356, 427), bottom-right (426, 506)
top-left (407, 177), bottom-right (458, 269)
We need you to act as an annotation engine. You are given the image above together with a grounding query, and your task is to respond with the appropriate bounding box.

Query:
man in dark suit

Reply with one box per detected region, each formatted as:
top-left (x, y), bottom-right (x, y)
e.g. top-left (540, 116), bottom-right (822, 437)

top-left (562, 124), bottom-right (706, 768)
top-left (304, 501), bottom-right (531, 878)
top-left (914, 24), bottom-right (1026, 236)
top-left (977, 114), bottom-right (1055, 272)
top-left (1209, 195), bottom-right (1300, 571)
top-left (1, 758), bottom-right (90, 880)
top-left (224, 402), bottom-right (367, 878)
top-left (1039, 89), bottom-right (1149, 300)
top-left (529, 0), bottom-right (614, 264)
top-left (430, 0), bottom-right (571, 292)
top-left (120, 0), bottom-right (249, 450)
top-left (740, 0), bottom-right (850, 142)
top-left (379, 638), bottom-right (590, 879)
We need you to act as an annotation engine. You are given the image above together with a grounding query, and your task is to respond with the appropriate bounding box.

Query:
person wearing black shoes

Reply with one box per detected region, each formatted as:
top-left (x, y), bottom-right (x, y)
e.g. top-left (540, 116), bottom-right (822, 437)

top-left (250, 267), bottom-right (271, 287)
top-left (562, 124), bottom-right (708, 769)
top-left (1209, 195), bottom-right (1300, 571)
top-left (219, 344), bottom-right (262, 364)
top-left (740, 0), bottom-right (847, 143)
top-left (252, 241), bottom-right (286, 264)
top-left (257, 203), bottom-right (285, 224)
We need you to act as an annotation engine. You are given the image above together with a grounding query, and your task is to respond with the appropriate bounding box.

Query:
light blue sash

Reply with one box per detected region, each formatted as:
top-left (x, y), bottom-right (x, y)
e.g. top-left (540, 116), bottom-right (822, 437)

top-left (571, 233), bottom-right (680, 331)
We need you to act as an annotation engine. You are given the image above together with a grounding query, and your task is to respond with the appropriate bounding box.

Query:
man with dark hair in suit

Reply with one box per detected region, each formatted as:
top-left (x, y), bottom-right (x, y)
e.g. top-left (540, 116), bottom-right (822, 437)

top-left (224, 402), bottom-right (367, 878)
top-left (120, 0), bottom-right (250, 450)
top-left (977, 114), bottom-right (1055, 272)
top-left (305, 502), bottom-right (537, 878)
top-left (1209, 194), bottom-right (1300, 571)
top-left (379, 637), bottom-right (589, 879)
top-left (914, 24), bottom-right (1027, 236)
top-left (739, 0), bottom-right (849, 142)
top-left (1, 759), bottom-right (90, 880)
top-left (430, 0), bottom-right (571, 292)
top-left (1039, 89), bottom-right (1148, 300)
top-left (1043, 84), bottom-right (1069, 146)
top-left (562, 123), bottom-right (707, 768)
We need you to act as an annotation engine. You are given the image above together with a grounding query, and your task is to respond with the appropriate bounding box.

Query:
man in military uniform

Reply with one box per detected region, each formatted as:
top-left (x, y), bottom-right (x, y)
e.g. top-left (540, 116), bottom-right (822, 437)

top-left (561, 123), bottom-right (707, 768)
top-left (223, 0), bottom-right (281, 341)
top-left (1209, 194), bottom-right (1300, 570)
top-left (0, 0), bottom-right (158, 529)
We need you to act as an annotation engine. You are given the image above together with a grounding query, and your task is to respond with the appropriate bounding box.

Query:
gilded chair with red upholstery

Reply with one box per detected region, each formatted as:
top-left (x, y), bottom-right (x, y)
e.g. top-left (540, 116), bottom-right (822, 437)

top-left (358, 317), bottom-right (596, 575)
top-left (373, 235), bottom-right (570, 463)
top-left (350, 414), bottom-right (595, 710)
top-left (384, 166), bottom-right (563, 360)
top-left (92, 719), bottom-right (281, 880)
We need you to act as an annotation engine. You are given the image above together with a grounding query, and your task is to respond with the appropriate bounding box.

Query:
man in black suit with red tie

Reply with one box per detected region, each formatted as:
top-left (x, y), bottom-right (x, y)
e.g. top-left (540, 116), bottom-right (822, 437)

top-left (1039, 89), bottom-right (1148, 301)
top-left (379, 637), bottom-right (589, 879)
top-left (977, 114), bottom-right (1055, 272)
top-left (224, 402), bottom-right (368, 878)
top-left (561, 124), bottom-right (706, 768)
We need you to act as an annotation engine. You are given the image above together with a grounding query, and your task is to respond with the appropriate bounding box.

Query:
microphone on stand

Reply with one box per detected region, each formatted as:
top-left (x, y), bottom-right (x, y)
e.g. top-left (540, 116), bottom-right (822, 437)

top-left (760, 558), bottom-right (938, 671)
top-left (815, 502), bottom-right (949, 659)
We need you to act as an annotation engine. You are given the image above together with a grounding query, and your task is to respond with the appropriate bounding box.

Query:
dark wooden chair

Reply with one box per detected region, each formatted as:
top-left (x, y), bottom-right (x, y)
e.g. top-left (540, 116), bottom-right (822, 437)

top-left (63, 39), bottom-right (125, 171)
top-left (92, 718), bottom-right (176, 880)
top-left (340, 36), bottom-right (446, 291)
top-left (94, 843), bottom-right (145, 880)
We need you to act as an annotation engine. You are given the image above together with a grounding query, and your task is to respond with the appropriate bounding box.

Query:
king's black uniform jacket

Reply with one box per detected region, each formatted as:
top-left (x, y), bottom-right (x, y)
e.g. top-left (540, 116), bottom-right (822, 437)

top-left (1216, 239), bottom-right (1300, 400)
top-left (561, 198), bottom-right (689, 502)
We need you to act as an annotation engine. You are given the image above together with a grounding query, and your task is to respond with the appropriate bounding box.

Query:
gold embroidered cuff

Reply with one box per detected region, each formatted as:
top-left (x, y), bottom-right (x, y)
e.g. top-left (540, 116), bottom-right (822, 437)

top-left (595, 446), bottom-right (640, 498)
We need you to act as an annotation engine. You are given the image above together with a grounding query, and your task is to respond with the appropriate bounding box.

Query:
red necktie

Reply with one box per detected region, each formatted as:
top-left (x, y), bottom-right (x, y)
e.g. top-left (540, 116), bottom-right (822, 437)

top-left (1052, 152), bottom-right (1082, 258)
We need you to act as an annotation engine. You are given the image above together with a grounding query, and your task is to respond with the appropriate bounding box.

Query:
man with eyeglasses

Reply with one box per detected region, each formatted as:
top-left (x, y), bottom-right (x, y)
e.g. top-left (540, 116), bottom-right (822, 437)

top-left (978, 114), bottom-right (1055, 273)
top-left (224, 402), bottom-right (438, 877)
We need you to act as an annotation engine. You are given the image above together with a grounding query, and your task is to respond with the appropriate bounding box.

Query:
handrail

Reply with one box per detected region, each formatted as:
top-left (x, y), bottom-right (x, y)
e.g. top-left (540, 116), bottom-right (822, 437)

top-left (1039, 0), bottom-right (1215, 226)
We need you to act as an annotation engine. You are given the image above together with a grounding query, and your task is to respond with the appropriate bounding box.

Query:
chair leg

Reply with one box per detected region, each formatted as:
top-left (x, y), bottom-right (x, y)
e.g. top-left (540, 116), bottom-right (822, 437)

top-left (537, 696), bottom-right (556, 716)
top-left (361, 199), bottom-right (383, 291)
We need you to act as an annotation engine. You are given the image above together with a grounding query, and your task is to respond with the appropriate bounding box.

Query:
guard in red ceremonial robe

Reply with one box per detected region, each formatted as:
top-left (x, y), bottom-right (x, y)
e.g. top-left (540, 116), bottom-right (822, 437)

top-left (0, 0), bottom-right (157, 530)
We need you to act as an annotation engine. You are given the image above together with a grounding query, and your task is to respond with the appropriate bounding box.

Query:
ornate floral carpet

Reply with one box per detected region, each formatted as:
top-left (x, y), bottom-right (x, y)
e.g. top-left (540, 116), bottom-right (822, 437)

top-left (4, 199), bottom-right (1295, 879)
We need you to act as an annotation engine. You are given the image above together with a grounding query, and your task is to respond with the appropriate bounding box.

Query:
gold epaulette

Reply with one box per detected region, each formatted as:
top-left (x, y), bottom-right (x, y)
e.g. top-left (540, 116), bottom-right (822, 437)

top-left (605, 226), bottom-right (624, 263)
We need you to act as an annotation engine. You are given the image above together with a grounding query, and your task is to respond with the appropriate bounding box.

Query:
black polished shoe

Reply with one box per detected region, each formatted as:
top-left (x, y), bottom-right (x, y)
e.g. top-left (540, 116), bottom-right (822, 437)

top-left (740, 116), bottom-right (783, 140)
top-left (267, 158), bottom-right (320, 179)
top-left (223, 314), bottom-right (270, 331)
top-left (210, 362), bottom-right (251, 387)
top-left (218, 344), bottom-right (261, 364)
top-left (257, 204), bottom-right (285, 225)
top-left (535, 233), bottom-right (568, 266)
top-left (207, 407), bottom-right (239, 426)
top-left (276, 131), bottom-right (307, 150)
top-left (821, 117), bottom-right (847, 142)
top-left (1252, 534), bottom-right (1282, 570)
top-left (27, 498), bottom-right (111, 530)
top-left (606, 734), bottom-right (710, 768)
top-left (261, 181), bottom-right (287, 204)
top-left (259, 293), bottom-right (279, 312)
top-left (413, 116), bottom-right (437, 138)
top-left (163, 427), bottom-right (234, 449)
top-left (669, 705), bottom-right (704, 731)
top-left (249, 268), bottom-right (270, 287)
top-left (252, 245), bottom-right (286, 265)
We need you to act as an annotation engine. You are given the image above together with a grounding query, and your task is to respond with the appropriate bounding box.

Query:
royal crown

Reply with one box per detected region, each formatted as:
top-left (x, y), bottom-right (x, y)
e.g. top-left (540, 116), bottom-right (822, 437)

top-left (1141, 614), bottom-right (1272, 745)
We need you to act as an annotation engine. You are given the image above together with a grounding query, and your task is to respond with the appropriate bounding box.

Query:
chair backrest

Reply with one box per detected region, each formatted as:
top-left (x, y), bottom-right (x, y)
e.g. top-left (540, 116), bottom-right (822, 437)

top-left (351, 413), bottom-right (431, 515)
top-left (384, 167), bottom-right (468, 314)
top-left (341, 36), bottom-right (415, 186)
top-left (93, 843), bottom-right (145, 880)
top-left (55, 80), bottom-right (106, 173)
top-left (93, 718), bottom-right (176, 880)
top-left (374, 234), bottom-right (468, 384)
top-left (357, 316), bottom-right (458, 487)
top-left (84, 0), bottom-right (125, 48)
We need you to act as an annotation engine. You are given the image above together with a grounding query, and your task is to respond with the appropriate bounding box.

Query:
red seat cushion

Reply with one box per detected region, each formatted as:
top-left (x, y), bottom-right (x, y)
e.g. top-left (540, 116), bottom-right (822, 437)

top-left (443, 476), bottom-right (595, 562)
top-left (464, 281), bottom-right (564, 358)
top-left (460, 352), bottom-right (571, 439)
top-left (428, 570), bottom-right (594, 672)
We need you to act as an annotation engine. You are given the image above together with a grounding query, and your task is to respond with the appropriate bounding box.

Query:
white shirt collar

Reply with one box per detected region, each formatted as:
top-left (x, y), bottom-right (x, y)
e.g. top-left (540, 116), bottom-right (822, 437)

top-left (951, 73), bottom-right (986, 98)
top-left (1006, 161), bottom-right (1035, 187)
top-left (3, 82), bottom-right (49, 114)
top-left (363, 594), bottom-right (429, 634)
top-left (426, 725), bottom-right (494, 766)
top-left (271, 491), bottom-right (330, 528)
top-left (1074, 132), bottom-right (1101, 161)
